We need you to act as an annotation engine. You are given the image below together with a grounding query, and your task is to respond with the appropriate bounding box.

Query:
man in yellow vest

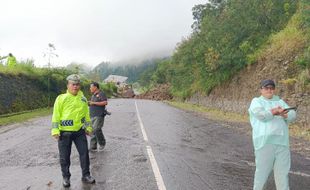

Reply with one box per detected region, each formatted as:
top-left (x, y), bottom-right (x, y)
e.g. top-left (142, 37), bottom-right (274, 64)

top-left (6, 53), bottom-right (17, 67)
top-left (51, 74), bottom-right (95, 188)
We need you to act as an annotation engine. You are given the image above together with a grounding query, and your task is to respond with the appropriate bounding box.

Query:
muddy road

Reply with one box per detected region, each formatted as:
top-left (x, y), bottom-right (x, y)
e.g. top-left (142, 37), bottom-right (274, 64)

top-left (0, 99), bottom-right (309, 190)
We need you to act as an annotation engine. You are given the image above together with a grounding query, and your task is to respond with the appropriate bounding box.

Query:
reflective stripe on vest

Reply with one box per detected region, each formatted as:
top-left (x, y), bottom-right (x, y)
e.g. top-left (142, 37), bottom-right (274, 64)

top-left (52, 122), bottom-right (59, 129)
top-left (61, 120), bottom-right (73, 126)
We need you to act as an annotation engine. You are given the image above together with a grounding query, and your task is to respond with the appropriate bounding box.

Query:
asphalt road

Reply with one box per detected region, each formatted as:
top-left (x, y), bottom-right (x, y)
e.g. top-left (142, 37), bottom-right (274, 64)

top-left (0, 99), bottom-right (309, 190)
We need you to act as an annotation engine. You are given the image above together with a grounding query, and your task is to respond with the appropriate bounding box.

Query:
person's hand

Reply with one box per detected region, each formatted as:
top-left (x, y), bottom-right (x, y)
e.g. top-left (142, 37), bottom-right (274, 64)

top-left (52, 134), bottom-right (60, 140)
top-left (85, 131), bottom-right (92, 136)
top-left (271, 106), bottom-right (282, 115)
top-left (279, 109), bottom-right (289, 118)
top-left (271, 106), bottom-right (288, 118)
top-left (279, 112), bottom-right (288, 118)
top-left (88, 101), bottom-right (95, 106)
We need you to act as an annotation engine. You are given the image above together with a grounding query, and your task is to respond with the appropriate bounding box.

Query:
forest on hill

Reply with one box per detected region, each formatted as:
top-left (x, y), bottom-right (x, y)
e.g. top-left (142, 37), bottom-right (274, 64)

top-left (138, 0), bottom-right (310, 99)
top-left (92, 57), bottom-right (168, 83)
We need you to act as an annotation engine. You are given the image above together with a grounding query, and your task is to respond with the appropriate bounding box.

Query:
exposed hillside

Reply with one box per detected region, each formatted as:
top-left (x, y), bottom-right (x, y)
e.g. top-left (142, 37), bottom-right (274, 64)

top-left (137, 0), bottom-right (310, 126)
top-left (188, 1), bottom-right (310, 125)
top-left (189, 50), bottom-right (310, 124)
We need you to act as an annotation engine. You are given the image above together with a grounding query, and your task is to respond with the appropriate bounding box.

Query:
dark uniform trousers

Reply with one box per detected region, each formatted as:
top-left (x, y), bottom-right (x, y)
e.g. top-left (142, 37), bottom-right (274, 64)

top-left (90, 116), bottom-right (106, 149)
top-left (58, 128), bottom-right (90, 178)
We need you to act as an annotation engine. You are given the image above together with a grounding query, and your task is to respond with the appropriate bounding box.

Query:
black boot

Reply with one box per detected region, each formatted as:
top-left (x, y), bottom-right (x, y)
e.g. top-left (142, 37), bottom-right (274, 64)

top-left (63, 177), bottom-right (70, 188)
top-left (81, 175), bottom-right (96, 184)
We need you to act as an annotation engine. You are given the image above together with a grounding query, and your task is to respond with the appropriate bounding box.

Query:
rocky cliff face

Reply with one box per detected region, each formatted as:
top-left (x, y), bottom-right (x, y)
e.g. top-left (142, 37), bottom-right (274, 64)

top-left (0, 73), bottom-right (58, 115)
top-left (188, 42), bottom-right (310, 126)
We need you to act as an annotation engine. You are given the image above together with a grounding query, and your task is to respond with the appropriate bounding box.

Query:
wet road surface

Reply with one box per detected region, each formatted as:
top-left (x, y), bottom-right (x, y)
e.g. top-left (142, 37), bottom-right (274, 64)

top-left (0, 99), bottom-right (309, 190)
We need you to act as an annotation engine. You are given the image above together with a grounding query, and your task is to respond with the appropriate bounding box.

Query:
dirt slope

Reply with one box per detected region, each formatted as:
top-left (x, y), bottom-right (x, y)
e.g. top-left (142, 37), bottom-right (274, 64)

top-left (189, 30), bottom-right (310, 126)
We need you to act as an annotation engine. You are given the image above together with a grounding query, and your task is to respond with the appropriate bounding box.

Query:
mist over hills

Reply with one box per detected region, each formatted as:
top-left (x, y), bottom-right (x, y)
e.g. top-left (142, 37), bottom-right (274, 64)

top-left (93, 57), bottom-right (169, 82)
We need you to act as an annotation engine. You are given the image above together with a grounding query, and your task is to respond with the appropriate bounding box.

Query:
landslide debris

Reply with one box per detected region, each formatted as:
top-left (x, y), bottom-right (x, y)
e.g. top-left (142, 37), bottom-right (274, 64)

top-left (135, 84), bottom-right (173, 101)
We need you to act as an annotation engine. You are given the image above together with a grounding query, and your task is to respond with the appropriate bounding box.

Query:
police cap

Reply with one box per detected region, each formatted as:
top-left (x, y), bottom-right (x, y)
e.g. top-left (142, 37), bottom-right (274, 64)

top-left (66, 74), bottom-right (81, 84)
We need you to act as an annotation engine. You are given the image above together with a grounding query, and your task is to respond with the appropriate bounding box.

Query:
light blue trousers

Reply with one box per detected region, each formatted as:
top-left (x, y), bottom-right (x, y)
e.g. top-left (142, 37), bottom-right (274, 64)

top-left (254, 144), bottom-right (290, 190)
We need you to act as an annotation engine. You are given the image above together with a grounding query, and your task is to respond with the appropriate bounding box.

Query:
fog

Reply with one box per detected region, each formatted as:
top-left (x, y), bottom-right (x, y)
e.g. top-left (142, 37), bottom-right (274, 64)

top-left (0, 0), bottom-right (206, 67)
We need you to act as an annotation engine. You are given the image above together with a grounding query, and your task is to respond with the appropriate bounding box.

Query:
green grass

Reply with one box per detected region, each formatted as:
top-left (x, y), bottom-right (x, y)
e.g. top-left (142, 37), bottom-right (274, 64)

top-left (166, 101), bottom-right (248, 122)
top-left (166, 101), bottom-right (310, 142)
top-left (0, 108), bottom-right (52, 126)
top-left (289, 124), bottom-right (310, 141)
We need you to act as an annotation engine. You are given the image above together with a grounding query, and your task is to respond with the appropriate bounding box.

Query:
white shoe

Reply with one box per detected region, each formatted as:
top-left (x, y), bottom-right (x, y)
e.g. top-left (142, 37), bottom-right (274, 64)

top-left (90, 147), bottom-right (97, 152)
top-left (98, 145), bottom-right (105, 152)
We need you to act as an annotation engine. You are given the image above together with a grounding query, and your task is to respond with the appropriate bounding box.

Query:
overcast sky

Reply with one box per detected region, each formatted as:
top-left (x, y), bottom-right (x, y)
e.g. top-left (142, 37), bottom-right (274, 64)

top-left (0, 0), bottom-right (206, 68)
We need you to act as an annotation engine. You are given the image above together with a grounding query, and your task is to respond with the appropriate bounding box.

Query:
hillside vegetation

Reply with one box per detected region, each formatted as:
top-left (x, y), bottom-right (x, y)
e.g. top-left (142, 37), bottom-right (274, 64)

top-left (140, 0), bottom-right (310, 100)
top-left (0, 62), bottom-right (68, 114)
top-left (0, 62), bottom-right (117, 115)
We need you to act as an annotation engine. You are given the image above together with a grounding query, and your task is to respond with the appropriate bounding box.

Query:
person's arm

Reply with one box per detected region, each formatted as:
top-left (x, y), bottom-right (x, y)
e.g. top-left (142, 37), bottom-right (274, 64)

top-left (89, 92), bottom-right (108, 106)
top-left (249, 98), bottom-right (275, 122)
top-left (0, 56), bottom-right (7, 60)
top-left (89, 101), bottom-right (107, 106)
top-left (84, 99), bottom-right (93, 135)
top-left (51, 96), bottom-right (61, 139)
top-left (279, 100), bottom-right (297, 123)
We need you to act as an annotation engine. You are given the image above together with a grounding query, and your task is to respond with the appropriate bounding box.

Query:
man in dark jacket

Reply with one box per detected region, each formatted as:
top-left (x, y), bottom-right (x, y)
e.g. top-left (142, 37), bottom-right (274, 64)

top-left (88, 81), bottom-right (108, 152)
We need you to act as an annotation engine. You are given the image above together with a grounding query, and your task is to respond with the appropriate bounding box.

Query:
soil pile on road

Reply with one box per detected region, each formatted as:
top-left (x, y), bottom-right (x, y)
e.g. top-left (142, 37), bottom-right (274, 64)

top-left (135, 84), bottom-right (173, 101)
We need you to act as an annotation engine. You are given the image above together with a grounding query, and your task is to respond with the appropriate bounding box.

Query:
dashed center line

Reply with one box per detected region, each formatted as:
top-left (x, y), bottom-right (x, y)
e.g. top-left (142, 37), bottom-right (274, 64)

top-left (135, 101), bottom-right (167, 190)
top-left (135, 101), bottom-right (148, 142)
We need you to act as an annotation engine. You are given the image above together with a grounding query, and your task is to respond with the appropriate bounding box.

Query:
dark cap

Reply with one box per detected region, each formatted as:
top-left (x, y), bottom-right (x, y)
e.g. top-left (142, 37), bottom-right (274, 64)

top-left (66, 74), bottom-right (81, 84)
top-left (260, 79), bottom-right (275, 88)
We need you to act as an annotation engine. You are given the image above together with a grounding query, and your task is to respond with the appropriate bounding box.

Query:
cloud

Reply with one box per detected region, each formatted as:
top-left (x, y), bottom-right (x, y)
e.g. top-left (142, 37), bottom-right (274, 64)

top-left (0, 0), bottom-right (206, 67)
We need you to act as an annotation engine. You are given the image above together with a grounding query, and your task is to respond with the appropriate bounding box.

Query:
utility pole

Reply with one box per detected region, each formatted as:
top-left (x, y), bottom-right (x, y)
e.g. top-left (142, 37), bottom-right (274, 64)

top-left (43, 43), bottom-right (58, 108)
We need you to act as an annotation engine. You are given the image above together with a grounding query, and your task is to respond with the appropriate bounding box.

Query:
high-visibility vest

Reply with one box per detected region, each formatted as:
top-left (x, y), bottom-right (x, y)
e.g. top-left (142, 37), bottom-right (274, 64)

top-left (7, 56), bottom-right (17, 67)
top-left (51, 90), bottom-right (92, 136)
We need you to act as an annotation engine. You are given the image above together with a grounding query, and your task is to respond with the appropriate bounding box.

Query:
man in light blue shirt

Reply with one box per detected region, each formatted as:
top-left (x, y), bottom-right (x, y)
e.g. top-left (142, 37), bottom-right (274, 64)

top-left (248, 79), bottom-right (296, 190)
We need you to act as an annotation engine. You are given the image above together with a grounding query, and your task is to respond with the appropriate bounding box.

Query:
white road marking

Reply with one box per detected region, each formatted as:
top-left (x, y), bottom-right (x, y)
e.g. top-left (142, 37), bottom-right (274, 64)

top-left (290, 171), bottom-right (310, 177)
top-left (135, 100), bottom-right (167, 190)
top-left (146, 146), bottom-right (167, 190)
top-left (135, 101), bottom-right (148, 142)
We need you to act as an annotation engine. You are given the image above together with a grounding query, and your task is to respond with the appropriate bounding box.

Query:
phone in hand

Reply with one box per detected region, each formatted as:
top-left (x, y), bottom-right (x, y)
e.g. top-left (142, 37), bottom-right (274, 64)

top-left (283, 107), bottom-right (297, 112)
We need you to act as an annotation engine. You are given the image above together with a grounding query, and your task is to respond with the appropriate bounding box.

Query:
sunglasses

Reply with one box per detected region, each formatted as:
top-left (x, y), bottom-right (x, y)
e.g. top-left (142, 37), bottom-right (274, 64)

top-left (69, 83), bottom-right (80, 86)
top-left (262, 86), bottom-right (275, 90)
